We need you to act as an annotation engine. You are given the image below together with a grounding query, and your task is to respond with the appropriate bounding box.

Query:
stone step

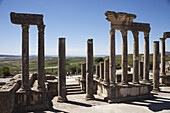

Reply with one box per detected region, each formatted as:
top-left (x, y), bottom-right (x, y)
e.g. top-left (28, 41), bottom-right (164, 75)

top-left (66, 86), bottom-right (81, 89)
top-left (66, 84), bottom-right (80, 87)
top-left (67, 88), bottom-right (82, 92)
top-left (67, 90), bottom-right (84, 95)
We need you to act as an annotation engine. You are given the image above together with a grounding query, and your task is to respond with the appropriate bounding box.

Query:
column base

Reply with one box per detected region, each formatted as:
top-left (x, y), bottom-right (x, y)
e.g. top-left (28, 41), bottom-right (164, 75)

top-left (85, 94), bottom-right (95, 100)
top-left (152, 88), bottom-right (160, 92)
top-left (132, 81), bottom-right (140, 84)
top-left (57, 96), bottom-right (68, 102)
top-left (141, 79), bottom-right (150, 83)
top-left (120, 82), bottom-right (128, 86)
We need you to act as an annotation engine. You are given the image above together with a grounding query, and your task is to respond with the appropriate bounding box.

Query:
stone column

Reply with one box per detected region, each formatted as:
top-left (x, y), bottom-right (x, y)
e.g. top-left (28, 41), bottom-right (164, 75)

top-left (120, 30), bottom-right (128, 85)
top-left (104, 58), bottom-right (109, 85)
top-left (160, 38), bottom-right (166, 76)
top-left (132, 31), bottom-right (139, 84)
top-left (143, 31), bottom-right (150, 83)
top-left (100, 61), bottom-right (104, 81)
top-left (21, 24), bottom-right (30, 91)
top-left (86, 39), bottom-right (95, 100)
top-left (57, 38), bottom-right (67, 102)
top-left (38, 25), bottom-right (45, 91)
top-left (95, 64), bottom-right (100, 79)
top-left (109, 28), bottom-right (116, 86)
top-left (153, 41), bottom-right (160, 92)
top-left (80, 62), bottom-right (86, 92)
top-left (139, 61), bottom-right (143, 81)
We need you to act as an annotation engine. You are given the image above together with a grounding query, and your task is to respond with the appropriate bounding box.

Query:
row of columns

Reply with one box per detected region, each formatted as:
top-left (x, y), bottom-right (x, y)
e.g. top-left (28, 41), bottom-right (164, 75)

top-left (21, 24), bottom-right (45, 92)
top-left (109, 28), bottom-right (150, 85)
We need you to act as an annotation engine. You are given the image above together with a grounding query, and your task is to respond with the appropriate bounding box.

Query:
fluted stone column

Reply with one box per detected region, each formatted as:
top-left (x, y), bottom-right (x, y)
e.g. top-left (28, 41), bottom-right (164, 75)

top-left (21, 24), bottom-right (30, 91)
top-left (86, 39), bottom-right (95, 100)
top-left (109, 28), bottom-right (116, 86)
top-left (100, 62), bottom-right (104, 81)
top-left (132, 31), bottom-right (139, 84)
top-left (160, 38), bottom-right (166, 76)
top-left (95, 64), bottom-right (100, 79)
top-left (121, 30), bottom-right (128, 85)
top-left (57, 38), bottom-right (67, 102)
top-left (104, 58), bottom-right (109, 85)
top-left (153, 41), bottom-right (160, 92)
top-left (81, 62), bottom-right (86, 92)
top-left (38, 25), bottom-right (45, 91)
top-left (139, 61), bottom-right (143, 81)
top-left (143, 32), bottom-right (150, 83)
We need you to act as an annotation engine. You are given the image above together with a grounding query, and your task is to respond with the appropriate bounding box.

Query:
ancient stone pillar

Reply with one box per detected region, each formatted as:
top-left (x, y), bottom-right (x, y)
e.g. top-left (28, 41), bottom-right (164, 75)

top-left (100, 62), bottom-right (104, 81)
top-left (38, 25), bottom-right (45, 91)
top-left (57, 38), bottom-right (67, 102)
top-left (95, 64), bottom-right (100, 79)
top-left (80, 62), bottom-right (86, 92)
top-left (153, 41), bottom-right (160, 92)
top-left (160, 38), bottom-right (166, 76)
top-left (86, 39), bottom-right (95, 100)
top-left (104, 58), bottom-right (109, 85)
top-left (120, 30), bottom-right (128, 85)
top-left (21, 24), bottom-right (30, 91)
top-left (132, 31), bottom-right (139, 84)
top-left (109, 28), bottom-right (116, 86)
top-left (143, 32), bottom-right (150, 83)
top-left (139, 61), bottom-right (143, 81)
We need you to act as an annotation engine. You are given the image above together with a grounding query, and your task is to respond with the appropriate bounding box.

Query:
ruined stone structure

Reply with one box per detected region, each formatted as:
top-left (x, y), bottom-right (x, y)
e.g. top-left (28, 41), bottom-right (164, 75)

top-left (160, 32), bottom-right (170, 85)
top-left (57, 38), bottom-right (67, 102)
top-left (95, 11), bottom-right (152, 103)
top-left (153, 41), bottom-right (160, 92)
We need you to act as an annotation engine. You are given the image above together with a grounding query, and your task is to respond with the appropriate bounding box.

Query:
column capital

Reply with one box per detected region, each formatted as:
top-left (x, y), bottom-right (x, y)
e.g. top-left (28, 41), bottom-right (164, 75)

top-left (144, 31), bottom-right (149, 38)
top-left (38, 24), bottom-right (45, 31)
top-left (120, 29), bottom-right (127, 37)
top-left (132, 30), bottom-right (139, 36)
top-left (160, 38), bottom-right (166, 41)
top-left (22, 24), bottom-right (29, 31)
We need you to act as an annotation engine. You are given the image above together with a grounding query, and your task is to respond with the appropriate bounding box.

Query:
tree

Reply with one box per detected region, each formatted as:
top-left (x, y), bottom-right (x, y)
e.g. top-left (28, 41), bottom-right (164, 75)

top-left (94, 57), bottom-right (104, 64)
top-left (2, 67), bottom-right (11, 77)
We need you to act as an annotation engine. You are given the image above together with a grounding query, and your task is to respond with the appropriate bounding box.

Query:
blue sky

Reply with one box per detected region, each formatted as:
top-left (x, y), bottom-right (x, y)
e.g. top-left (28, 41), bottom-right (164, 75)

top-left (0, 0), bottom-right (170, 56)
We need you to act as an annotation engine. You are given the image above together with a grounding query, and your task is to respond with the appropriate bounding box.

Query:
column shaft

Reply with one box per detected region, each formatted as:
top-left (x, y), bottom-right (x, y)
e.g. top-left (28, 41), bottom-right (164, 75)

top-left (86, 39), bottom-right (95, 100)
top-left (121, 30), bottom-right (128, 85)
top-left (139, 61), bottom-right (143, 81)
top-left (160, 38), bottom-right (166, 76)
top-left (143, 32), bottom-right (150, 83)
top-left (153, 41), bottom-right (160, 91)
top-left (57, 38), bottom-right (67, 102)
top-left (21, 24), bottom-right (30, 91)
top-left (38, 25), bottom-right (45, 91)
top-left (100, 62), bottom-right (104, 81)
top-left (104, 58), bottom-right (109, 85)
top-left (81, 62), bottom-right (86, 92)
top-left (95, 64), bottom-right (100, 79)
top-left (132, 31), bottom-right (139, 84)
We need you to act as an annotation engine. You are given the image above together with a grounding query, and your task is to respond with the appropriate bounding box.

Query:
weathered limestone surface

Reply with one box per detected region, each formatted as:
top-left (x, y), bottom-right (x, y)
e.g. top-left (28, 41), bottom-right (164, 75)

top-left (160, 38), bottom-right (166, 76)
top-left (57, 38), bottom-right (67, 102)
top-left (21, 24), bottom-right (30, 91)
top-left (80, 62), bottom-right (86, 92)
top-left (10, 12), bottom-right (43, 25)
top-left (38, 25), bottom-right (45, 91)
top-left (139, 61), bottom-right (143, 81)
top-left (86, 39), bottom-right (95, 100)
top-left (153, 41), bottom-right (160, 92)
top-left (121, 29), bottom-right (128, 85)
top-left (163, 32), bottom-right (170, 38)
top-left (143, 32), bottom-right (150, 83)
top-left (104, 58), bottom-right (109, 85)
top-left (132, 31), bottom-right (139, 84)
top-left (109, 28), bottom-right (116, 85)
top-left (95, 64), bottom-right (100, 79)
top-left (100, 62), bottom-right (104, 81)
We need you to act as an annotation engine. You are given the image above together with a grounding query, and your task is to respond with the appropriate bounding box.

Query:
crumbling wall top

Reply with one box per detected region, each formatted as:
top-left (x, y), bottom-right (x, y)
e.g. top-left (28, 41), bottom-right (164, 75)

top-left (105, 11), bottom-right (136, 25)
top-left (10, 12), bottom-right (44, 25)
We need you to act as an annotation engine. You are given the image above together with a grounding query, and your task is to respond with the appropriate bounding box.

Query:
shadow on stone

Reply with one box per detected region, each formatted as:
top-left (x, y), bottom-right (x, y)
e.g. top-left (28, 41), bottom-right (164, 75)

top-left (66, 100), bottom-right (92, 107)
top-left (125, 96), bottom-right (170, 112)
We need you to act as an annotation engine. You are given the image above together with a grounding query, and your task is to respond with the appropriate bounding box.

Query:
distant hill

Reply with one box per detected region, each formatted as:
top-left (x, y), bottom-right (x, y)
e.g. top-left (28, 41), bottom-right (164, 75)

top-left (0, 55), bottom-right (20, 57)
top-left (166, 52), bottom-right (170, 55)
